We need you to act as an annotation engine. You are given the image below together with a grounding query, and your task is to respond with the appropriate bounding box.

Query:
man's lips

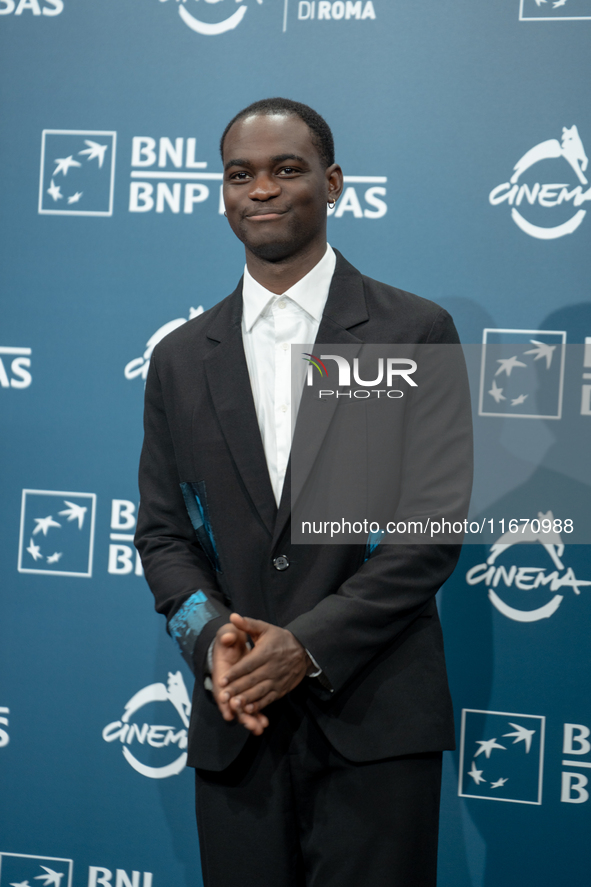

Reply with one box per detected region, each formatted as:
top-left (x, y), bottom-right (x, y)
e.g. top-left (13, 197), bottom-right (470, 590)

top-left (244, 209), bottom-right (288, 221)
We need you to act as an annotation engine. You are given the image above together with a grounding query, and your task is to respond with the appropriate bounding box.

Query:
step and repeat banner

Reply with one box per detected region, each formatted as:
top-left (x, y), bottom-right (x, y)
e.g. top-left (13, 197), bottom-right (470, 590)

top-left (1, 2), bottom-right (589, 886)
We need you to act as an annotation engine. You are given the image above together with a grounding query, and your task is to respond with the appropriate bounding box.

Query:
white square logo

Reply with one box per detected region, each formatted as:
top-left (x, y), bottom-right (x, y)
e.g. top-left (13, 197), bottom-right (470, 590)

top-left (519, 0), bottom-right (591, 21)
top-left (459, 709), bottom-right (546, 804)
top-left (0, 852), bottom-right (73, 887)
top-left (18, 489), bottom-right (97, 577)
top-left (38, 130), bottom-right (116, 216)
top-left (478, 328), bottom-right (566, 419)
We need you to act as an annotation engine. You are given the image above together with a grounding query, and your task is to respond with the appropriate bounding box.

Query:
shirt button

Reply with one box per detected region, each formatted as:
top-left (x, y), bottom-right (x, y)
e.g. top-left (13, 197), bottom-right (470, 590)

top-left (282, 343), bottom-right (289, 351)
top-left (273, 555), bottom-right (289, 571)
top-left (277, 300), bottom-right (286, 310)
top-left (280, 404), bottom-right (288, 413)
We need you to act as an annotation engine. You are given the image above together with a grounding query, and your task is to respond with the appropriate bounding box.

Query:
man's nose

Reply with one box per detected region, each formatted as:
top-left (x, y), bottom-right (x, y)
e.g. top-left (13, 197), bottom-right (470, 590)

top-left (248, 173), bottom-right (281, 201)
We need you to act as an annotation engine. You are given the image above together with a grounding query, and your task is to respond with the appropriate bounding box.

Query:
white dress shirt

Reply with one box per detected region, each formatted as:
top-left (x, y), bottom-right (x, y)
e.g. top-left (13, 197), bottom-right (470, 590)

top-left (205, 245), bottom-right (336, 684)
top-left (241, 243), bottom-right (336, 506)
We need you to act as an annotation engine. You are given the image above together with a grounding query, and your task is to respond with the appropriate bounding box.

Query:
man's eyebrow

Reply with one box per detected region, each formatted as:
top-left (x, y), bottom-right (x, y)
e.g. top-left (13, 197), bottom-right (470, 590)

top-left (224, 158), bottom-right (250, 171)
top-left (224, 153), bottom-right (308, 171)
top-left (271, 154), bottom-right (307, 165)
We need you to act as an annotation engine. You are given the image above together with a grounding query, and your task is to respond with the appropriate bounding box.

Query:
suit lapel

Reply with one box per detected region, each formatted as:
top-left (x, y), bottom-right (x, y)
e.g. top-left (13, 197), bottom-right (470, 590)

top-left (272, 251), bottom-right (369, 548)
top-left (204, 284), bottom-right (277, 536)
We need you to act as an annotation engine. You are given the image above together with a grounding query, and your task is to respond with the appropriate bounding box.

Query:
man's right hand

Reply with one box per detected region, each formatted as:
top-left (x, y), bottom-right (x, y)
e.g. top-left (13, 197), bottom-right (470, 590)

top-left (212, 622), bottom-right (269, 736)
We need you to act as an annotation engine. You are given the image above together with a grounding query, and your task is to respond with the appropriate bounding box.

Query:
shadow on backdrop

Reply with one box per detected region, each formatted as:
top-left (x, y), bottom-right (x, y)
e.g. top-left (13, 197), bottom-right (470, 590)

top-left (438, 302), bottom-right (591, 887)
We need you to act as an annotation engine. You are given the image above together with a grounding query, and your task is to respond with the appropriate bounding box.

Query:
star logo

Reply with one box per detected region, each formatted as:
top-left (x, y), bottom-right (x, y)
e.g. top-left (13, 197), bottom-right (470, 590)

top-left (467, 761), bottom-right (486, 784)
top-left (0, 854), bottom-right (73, 887)
top-left (53, 156), bottom-right (82, 177)
top-left (520, 0), bottom-right (591, 22)
top-left (488, 378), bottom-right (505, 403)
top-left (18, 489), bottom-right (97, 577)
top-left (503, 722), bottom-right (536, 753)
top-left (78, 139), bottom-right (108, 167)
top-left (34, 867), bottom-right (64, 887)
top-left (459, 709), bottom-right (545, 804)
top-left (26, 539), bottom-right (43, 561)
top-left (479, 329), bottom-right (566, 419)
top-left (490, 777), bottom-right (509, 788)
top-left (32, 515), bottom-right (61, 536)
top-left (495, 355), bottom-right (527, 377)
top-left (58, 500), bottom-right (87, 529)
top-left (474, 737), bottom-right (507, 758)
top-left (523, 339), bottom-right (556, 369)
top-left (39, 130), bottom-right (116, 216)
top-left (46, 180), bottom-right (62, 202)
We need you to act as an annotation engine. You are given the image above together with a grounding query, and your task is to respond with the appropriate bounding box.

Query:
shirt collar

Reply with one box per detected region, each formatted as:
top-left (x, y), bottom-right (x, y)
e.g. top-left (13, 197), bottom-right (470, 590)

top-left (242, 244), bottom-right (336, 332)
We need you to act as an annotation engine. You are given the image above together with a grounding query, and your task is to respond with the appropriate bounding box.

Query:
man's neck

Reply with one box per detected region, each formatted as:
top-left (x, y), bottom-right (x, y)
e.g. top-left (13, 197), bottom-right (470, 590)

top-left (244, 239), bottom-right (328, 295)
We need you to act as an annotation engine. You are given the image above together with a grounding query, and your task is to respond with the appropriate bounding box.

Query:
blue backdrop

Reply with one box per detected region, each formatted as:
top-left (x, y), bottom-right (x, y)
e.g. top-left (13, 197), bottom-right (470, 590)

top-left (1, 2), bottom-right (590, 885)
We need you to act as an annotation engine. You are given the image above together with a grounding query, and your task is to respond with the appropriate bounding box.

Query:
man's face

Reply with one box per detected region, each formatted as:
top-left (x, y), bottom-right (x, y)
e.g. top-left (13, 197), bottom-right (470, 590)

top-left (222, 113), bottom-right (342, 262)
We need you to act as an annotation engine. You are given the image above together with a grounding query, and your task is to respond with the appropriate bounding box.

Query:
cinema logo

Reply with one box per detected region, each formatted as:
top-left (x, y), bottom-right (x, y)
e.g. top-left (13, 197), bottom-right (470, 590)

top-left (305, 352), bottom-right (417, 399)
top-left (157, 0), bottom-right (377, 35)
top-left (102, 671), bottom-right (191, 779)
top-left (159, 0), bottom-right (265, 37)
top-left (489, 125), bottom-right (591, 240)
top-left (124, 306), bottom-right (204, 383)
top-left (466, 512), bottom-right (591, 622)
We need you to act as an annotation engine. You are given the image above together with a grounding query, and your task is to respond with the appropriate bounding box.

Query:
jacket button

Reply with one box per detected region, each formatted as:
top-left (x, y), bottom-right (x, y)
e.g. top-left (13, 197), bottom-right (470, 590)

top-left (273, 555), bottom-right (289, 571)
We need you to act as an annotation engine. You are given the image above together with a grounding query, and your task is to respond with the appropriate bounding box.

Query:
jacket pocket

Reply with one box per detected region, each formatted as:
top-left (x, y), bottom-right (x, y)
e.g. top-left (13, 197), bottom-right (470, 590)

top-left (180, 480), bottom-right (221, 572)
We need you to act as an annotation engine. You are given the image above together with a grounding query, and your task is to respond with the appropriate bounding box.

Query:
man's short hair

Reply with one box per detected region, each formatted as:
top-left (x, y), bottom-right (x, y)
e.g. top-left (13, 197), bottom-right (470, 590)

top-left (220, 97), bottom-right (335, 168)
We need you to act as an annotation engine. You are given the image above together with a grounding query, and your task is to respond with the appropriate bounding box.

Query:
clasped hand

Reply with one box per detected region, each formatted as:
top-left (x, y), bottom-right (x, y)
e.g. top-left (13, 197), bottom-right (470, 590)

top-left (212, 613), bottom-right (309, 735)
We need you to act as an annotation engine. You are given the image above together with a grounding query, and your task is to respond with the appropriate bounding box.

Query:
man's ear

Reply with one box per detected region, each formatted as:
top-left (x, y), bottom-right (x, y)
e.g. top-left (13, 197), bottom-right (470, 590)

top-left (326, 163), bottom-right (344, 203)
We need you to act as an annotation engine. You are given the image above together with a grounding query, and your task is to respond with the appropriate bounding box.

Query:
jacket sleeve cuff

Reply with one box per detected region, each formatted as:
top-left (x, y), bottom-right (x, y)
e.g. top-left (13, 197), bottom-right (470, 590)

top-left (289, 626), bottom-right (334, 694)
top-left (305, 648), bottom-right (323, 678)
top-left (167, 589), bottom-right (231, 677)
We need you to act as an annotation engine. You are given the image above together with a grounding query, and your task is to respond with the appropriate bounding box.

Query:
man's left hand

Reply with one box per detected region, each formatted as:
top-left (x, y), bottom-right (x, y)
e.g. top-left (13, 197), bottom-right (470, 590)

top-left (219, 613), bottom-right (309, 716)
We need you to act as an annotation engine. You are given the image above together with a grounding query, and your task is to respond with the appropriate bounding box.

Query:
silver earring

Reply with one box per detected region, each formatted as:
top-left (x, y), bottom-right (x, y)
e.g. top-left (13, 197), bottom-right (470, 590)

top-left (328, 200), bottom-right (336, 209)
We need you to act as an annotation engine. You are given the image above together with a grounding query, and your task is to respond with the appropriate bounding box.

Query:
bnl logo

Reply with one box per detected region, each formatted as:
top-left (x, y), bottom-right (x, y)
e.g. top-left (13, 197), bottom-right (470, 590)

top-left (0, 854), bottom-right (153, 887)
top-left (459, 709), bottom-right (545, 804)
top-left (520, 0), bottom-right (591, 21)
top-left (0, 853), bottom-right (72, 887)
top-left (18, 490), bottom-right (96, 577)
top-left (38, 130), bottom-right (116, 216)
top-left (479, 329), bottom-right (566, 419)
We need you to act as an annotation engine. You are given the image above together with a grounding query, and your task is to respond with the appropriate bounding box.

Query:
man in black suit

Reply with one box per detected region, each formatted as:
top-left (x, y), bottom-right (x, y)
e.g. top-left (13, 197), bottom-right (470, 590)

top-left (135, 98), bottom-right (471, 887)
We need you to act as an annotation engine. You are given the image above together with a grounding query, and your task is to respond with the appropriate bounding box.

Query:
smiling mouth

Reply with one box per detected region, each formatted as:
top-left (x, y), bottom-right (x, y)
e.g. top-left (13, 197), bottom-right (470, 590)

top-left (245, 210), bottom-right (287, 221)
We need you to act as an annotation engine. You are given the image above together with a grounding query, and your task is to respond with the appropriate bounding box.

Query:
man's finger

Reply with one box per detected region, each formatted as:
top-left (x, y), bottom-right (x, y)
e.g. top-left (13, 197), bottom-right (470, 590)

top-left (243, 690), bottom-right (278, 714)
top-left (219, 629), bottom-right (243, 647)
top-left (228, 679), bottom-right (274, 711)
top-left (220, 665), bottom-right (270, 700)
top-left (220, 646), bottom-right (271, 686)
top-left (229, 612), bottom-right (269, 636)
top-left (217, 699), bottom-right (235, 722)
top-left (236, 709), bottom-right (269, 735)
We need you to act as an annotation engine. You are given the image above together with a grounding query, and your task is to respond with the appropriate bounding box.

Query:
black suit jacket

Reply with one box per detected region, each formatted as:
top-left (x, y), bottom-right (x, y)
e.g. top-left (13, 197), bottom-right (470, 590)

top-left (135, 251), bottom-right (471, 771)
